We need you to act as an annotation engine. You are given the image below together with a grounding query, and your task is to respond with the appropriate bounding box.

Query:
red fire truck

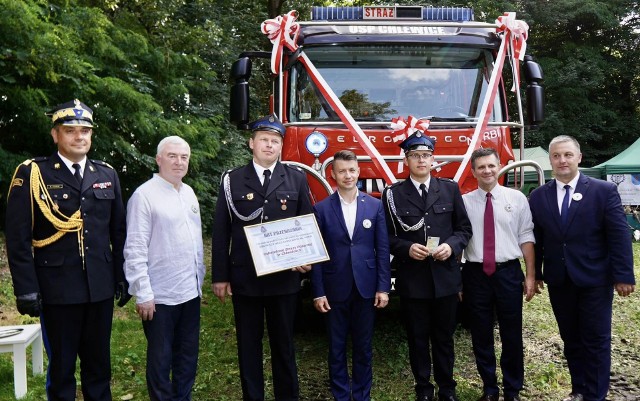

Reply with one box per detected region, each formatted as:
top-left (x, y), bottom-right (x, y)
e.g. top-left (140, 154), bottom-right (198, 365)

top-left (229, 5), bottom-right (545, 200)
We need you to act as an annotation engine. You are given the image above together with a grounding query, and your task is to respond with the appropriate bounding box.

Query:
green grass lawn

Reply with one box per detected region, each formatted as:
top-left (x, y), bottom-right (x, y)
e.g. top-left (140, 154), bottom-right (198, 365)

top-left (1, 239), bottom-right (639, 400)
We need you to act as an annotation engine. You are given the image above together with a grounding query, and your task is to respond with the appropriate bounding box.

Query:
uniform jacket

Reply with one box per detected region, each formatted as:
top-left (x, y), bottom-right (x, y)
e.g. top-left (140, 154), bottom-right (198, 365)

top-left (382, 177), bottom-right (472, 298)
top-left (311, 191), bottom-right (391, 302)
top-left (6, 153), bottom-right (126, 304)
top-left (212, 161), bottom-right (313, 296)
top-left (529, 173), bottom-right (635, 287)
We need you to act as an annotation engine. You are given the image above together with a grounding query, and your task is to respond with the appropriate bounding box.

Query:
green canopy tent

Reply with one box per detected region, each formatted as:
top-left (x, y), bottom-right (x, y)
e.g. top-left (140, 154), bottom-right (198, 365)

top-left (594, 137), bottom-right (640, 206)
top-left (594, 137), bottom-right (640, 175)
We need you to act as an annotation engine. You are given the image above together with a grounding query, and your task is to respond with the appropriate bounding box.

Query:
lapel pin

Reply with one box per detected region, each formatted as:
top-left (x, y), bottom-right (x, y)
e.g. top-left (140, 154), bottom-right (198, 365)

top-left (363, 219), bottom-right (372, 228)
top-left (191, 205), bottom-right (198, 214)
top-left (572, 193), bottom-right (583, 201)
top-left (504, 204), bottom-right (513, 212)
top-left (247, 193), bottom-right (254, 200)
top-left (54, 163), bottom-right (60, 169)
top-left (89, 165), bottom-right (95, 172)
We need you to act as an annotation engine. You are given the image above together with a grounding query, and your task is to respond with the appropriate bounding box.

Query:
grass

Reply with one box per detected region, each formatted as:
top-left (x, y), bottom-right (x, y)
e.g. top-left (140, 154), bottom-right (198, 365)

top-left (1, 237), bottom-right (639, 400)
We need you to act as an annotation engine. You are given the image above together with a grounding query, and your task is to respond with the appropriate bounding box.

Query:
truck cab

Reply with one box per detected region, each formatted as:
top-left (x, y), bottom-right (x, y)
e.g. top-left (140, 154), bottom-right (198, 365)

top-left (230, 5), bottom-right (544, 200)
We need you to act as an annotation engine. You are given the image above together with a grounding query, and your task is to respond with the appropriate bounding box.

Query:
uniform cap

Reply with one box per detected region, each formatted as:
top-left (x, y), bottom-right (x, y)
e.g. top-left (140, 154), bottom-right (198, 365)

top-left (399, 131), bottom-right (436, 153)
top-left (249, 115), bottom-right (285, 137)
top-left (48, 99), bottom-right (93, 127)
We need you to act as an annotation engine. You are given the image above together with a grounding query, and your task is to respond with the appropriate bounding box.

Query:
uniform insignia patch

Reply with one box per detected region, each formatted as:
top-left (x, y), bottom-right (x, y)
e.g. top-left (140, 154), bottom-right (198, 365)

top-left (247, 193), bottom-right (254, 200)
top-left (54, 163), bottom-right (61, 169)
top-left (92, 182), bottom-right (112, 189)
top-left (11, 178), bottom-right (23, 187)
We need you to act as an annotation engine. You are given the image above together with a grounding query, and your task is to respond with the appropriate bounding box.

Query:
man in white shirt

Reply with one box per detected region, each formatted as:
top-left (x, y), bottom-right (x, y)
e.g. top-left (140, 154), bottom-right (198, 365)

top-left (124, 136), bottom-right (205, 401)
top-left (461, 147), bottom-right (537, 401)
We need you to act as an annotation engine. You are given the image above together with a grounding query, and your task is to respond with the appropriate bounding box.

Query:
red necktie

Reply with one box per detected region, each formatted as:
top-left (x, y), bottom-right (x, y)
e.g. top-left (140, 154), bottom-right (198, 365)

top-left (483, 192), bottom-right (496, 276)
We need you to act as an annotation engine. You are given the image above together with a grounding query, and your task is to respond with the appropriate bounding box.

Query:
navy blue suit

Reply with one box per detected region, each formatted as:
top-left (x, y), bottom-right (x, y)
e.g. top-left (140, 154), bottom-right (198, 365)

top-left (529, 173), bottom-right (635, 401)
top-left (311, 191), bottom-right (391, 401)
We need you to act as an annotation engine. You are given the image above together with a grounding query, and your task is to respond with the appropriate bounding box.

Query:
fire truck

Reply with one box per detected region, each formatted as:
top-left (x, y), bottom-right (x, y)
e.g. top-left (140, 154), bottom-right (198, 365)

top-left (229, 5), bottom-right (545, 201)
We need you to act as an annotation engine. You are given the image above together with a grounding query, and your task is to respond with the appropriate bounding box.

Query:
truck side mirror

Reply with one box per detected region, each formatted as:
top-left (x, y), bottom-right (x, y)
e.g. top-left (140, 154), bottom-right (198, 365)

top-left (230, 57), bottom-right (252, 128)
top-left (523, 55), bottom-right (544, 127)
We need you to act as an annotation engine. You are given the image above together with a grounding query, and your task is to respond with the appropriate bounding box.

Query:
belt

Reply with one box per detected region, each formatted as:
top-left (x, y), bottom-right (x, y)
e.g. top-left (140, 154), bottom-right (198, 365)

top-left (465, 259), bottom-right (519, 270)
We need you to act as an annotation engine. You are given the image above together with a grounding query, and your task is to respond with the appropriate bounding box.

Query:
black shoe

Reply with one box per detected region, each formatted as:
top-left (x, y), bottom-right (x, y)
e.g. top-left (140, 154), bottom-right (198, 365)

top-left (438, 395), bottom-right (460, 401)
top-left (416, 395), bottom-right (434, 401)
top-left (477, 395), bottom-right (499, 401)
top-left (562, 394), bottom-right (583, 401)
top-left (504, 396), bottom-right (521, 401)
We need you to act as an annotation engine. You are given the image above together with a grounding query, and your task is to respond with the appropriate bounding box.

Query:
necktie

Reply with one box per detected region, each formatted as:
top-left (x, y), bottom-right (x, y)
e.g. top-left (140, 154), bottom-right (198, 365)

top-left (72, 163), bottom-right (83, 185)
top-left (262, 169), bottom-right (271, 193)
top-left (419, 183), bottom-right (428, 207)
top-left (561, 184), bottom-right (571, 225)
top-left (483, 192), bottom-right (496, 276)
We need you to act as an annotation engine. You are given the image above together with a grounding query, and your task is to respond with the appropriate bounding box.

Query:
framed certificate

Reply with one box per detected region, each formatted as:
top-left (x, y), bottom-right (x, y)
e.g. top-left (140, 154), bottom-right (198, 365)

top-left (243, 213), bottom-right (330, 276)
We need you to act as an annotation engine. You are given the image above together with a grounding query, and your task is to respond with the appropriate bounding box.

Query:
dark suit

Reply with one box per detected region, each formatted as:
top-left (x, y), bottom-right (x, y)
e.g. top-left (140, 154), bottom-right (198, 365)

top-left (212, 161), bottom-right (313, 401)
top-left (529, 173), bottom-right (635, 401)
top-left (382, 177), bottom-right (471, 399)
top-left (6, 153), bottom-right (126, 401)
top-left (311, 191), bottom-right (391, 401)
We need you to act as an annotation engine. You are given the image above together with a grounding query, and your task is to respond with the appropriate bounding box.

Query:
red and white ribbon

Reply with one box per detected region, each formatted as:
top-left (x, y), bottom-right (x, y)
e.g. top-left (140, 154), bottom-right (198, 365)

top-left (261, 11), bottom-right (300, 74)
top-left (496, 12), bottom-right (529, 92)
top-left (262, 12), bottom-right (397, 185)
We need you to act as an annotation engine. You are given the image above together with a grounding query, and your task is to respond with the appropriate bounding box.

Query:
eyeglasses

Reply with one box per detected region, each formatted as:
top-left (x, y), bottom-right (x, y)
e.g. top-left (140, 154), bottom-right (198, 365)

top-left (407, 153), bottom-right (433, 160)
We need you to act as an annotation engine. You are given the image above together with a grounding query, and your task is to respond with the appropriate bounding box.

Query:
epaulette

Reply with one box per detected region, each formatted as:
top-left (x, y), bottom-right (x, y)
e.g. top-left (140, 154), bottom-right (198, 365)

top-left (22, 156), bottom-right (48, 166)
top-left (386, 181), bottom-right (403, 190)
top-left (436, 177), bottom-right (457, 183)
top-left (91, 159), bottom-right (114, 169)
top-left (283, 163), bottom-right (305, 175)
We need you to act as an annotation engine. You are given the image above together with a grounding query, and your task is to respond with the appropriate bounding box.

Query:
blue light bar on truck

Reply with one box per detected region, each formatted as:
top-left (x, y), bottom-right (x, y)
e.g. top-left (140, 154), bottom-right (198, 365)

top-left (311, 6), bottom-right (474, 22)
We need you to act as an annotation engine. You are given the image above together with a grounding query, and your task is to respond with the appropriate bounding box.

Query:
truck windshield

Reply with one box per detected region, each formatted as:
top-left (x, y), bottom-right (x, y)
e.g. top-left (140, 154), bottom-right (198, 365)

top-left (288, 44), bottom-right (503, 123)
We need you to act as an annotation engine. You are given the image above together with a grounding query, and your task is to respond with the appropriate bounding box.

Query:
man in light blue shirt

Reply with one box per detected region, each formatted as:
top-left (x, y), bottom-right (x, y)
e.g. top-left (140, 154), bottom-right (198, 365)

top-left (124, 136), bottom-right (205, 401)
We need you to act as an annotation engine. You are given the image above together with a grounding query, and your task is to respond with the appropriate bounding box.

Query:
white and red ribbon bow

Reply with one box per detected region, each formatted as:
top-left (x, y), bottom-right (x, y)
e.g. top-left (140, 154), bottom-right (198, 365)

top-left (261, 10), bottom-right (300, 74)
top-left (496, 12), bottom-right (529, 91)
top-left (390, 115), bottom-right (431, 143)
top-left (390, 116), bottom-right (431, 174)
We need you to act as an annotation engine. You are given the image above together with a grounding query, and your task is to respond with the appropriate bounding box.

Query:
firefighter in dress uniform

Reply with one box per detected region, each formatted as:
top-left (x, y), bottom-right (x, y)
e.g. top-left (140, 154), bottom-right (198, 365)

top-left (212, 115), bottom-right (313, 401)
top-left (5, 99), bottom-right (130, 401)
top-left (381, 132), bottom-right (472, 401)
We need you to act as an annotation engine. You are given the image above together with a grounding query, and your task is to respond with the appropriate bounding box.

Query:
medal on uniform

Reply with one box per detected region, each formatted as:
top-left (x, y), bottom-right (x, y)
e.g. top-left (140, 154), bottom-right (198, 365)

top-left (280, 199), bottom-right (287, 210)
top-left (572, 193), bottom-right (583, 201)
top-left (363, 219), bottom-right (372, 229)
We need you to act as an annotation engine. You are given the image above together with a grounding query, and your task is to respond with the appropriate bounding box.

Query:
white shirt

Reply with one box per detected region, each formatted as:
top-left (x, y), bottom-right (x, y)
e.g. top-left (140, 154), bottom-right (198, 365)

top-left (463, 184), bottom-right (535, 263)
top-left (253, 161), bottom-right (276, 186)
top-left (338, 191), bottom-right (358, 239)
top-left (58, 152), bottom-right (87, 178)
top-left (124, 174), bottom-right (205, 305)
top-left (409, 176), bottom-right (430, 196)
top-left (556, 174), bottom-right (580, 213)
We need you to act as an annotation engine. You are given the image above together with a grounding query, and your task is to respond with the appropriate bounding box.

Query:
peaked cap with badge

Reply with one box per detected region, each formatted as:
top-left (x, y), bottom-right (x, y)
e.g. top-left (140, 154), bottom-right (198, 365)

top-left (249, 114), bottom-right (286, 137)
top-left (47, 98), bottom-right (94, 127)
top-left (399, 131), bottom-right (436, 153)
